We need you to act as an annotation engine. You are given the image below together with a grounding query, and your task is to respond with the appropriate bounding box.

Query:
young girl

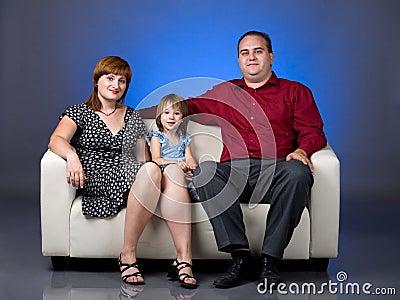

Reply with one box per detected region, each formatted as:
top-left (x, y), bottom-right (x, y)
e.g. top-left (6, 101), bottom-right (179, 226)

top-left (147, 94), bottom-right (200, 201)
top-left (146, 93), bottom-right (199, 289)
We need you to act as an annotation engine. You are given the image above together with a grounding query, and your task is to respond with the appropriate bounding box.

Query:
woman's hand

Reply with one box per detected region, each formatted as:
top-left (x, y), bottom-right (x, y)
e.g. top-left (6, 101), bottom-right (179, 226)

top-left (66, 153), bottom-right (86, 188)
top-left (48, 115), bottom-right (85, 187)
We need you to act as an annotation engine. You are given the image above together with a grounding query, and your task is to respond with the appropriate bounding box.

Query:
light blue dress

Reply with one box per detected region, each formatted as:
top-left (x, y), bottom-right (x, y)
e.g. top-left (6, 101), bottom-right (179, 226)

top-left (146, 130), bottom-right (199, 201)
top-left (146, 130), bottom-right (191, 162)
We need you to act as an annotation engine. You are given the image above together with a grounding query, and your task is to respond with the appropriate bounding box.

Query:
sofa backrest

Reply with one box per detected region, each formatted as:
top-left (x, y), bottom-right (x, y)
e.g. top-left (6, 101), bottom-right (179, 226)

top-left (142, 119), bottom-right (222, 163)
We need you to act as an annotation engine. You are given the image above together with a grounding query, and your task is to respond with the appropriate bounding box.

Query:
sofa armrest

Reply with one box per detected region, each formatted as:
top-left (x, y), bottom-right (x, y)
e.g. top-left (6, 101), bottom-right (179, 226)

top-left (40, 149), bottom-right (75, 256)
top-left (309, 145), bottom-right (340, 258)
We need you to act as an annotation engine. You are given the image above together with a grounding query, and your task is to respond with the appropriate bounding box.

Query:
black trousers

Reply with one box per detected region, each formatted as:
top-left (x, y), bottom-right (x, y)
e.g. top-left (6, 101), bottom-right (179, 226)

top-left (192, 158), bottom-right (313, 258)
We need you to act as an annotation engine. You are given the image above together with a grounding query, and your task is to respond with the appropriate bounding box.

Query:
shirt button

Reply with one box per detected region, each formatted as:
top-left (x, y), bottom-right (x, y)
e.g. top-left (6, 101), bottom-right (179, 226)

top-left (250, 116), bottom-right (254, 120)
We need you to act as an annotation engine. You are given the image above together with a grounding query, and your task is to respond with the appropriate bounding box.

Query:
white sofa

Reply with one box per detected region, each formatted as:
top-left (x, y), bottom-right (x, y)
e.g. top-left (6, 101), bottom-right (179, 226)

top-left (41, 119), bottom-right (340, 270)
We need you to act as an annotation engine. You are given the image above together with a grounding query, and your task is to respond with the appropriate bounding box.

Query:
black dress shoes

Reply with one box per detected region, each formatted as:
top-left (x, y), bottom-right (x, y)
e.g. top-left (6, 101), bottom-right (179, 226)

top-left (213, 255), bottom-right (251, 288)
top-left (258, 255), bottom-right (283, 290)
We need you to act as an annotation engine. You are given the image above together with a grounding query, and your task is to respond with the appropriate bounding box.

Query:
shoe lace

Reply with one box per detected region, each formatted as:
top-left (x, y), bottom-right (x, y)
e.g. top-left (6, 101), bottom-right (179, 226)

top-left (227, 257), bottom-right (244, 275)
top-left (261, 257), bottom-right (279, 277)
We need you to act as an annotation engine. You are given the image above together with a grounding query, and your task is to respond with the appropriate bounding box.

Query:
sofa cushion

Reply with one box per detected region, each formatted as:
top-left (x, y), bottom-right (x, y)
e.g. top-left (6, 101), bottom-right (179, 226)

top-left (69, 197), bottom-right (310, 259)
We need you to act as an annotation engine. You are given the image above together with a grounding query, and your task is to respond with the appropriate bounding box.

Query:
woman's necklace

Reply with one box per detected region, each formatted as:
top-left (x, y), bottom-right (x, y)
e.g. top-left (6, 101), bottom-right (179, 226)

top-left (99, 105), bottom-right (117, 116)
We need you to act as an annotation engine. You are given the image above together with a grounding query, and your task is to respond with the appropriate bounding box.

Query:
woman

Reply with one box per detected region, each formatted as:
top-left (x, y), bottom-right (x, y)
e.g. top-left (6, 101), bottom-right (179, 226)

top-left (48, 56), bottom-right (197, 288)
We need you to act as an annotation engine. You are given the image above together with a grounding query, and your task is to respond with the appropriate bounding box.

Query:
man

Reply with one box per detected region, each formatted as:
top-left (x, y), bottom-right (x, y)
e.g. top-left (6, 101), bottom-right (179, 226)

top-left (188, 31), bottom-right (327, 288)
top-left (140, 30), bottom-right (327, 288)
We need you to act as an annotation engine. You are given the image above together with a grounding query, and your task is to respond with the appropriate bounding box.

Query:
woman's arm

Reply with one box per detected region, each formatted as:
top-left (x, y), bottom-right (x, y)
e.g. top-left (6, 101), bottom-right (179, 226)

top-left (48, 116), bottom-right (84, 188)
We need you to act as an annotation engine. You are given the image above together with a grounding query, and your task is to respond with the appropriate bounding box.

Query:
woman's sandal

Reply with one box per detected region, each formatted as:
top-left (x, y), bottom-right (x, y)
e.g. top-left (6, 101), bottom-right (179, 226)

top-left (167, 258), bottom-right (198, 289)
top-left (118, 254), bottom-right (145, 285)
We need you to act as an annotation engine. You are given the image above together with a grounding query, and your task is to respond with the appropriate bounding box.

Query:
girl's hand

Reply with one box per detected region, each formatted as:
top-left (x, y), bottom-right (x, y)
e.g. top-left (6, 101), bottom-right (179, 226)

top-left (188, 163), bottom-right (197, 171)
top-left (66, 153), bottom-right (86, 188)
top-left (186, 158), bottom-right (198, 171)
top-left (185, 160), bottom-right (197, 178)
top-left (178, 161), bottom-right (189, 173)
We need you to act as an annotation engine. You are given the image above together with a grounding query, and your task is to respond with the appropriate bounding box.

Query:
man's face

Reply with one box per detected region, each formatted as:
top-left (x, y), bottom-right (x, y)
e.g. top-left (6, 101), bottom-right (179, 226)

top-left (238, 35), bottom-right (274, 84)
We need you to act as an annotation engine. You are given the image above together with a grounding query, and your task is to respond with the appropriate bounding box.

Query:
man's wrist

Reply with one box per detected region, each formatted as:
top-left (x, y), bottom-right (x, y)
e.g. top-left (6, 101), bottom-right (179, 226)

top-left (294, 148), bottom-right (308, 157)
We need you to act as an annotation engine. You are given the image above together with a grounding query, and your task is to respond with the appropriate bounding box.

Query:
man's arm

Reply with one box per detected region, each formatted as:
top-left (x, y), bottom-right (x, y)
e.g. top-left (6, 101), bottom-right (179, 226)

top-left (286, 83), bottom-right (327, 172)
top-left (138, 105), bottom-right (157, 119)
top-left (292, 83), bottom-right (327, 156)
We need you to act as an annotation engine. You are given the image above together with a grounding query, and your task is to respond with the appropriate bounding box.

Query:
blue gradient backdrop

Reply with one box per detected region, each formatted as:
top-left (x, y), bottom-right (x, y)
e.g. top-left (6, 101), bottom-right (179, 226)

top-left (1, 0), bottom-right (399, 204)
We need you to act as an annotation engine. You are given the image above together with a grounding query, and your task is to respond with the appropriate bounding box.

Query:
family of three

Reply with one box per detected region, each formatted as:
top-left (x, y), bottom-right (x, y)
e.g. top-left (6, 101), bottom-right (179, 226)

top-left (48, 30), bottom-right (327, 290)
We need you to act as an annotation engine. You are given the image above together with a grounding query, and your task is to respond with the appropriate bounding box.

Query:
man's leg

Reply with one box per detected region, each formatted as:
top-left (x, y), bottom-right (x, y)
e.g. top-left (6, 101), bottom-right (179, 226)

top-left (262, 159), bottom-right (313, 257)
top-left (193, 160), bottom-right (251, 251)
top-left (193, 160), bottom-right (253, 288)
top-left (258, 159), bottom-right (313, 287)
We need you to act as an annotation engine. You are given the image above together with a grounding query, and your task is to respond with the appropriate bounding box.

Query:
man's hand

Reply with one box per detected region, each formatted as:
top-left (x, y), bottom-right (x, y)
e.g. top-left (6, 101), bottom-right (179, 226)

top-left (286, 149), bottom-right (314, 174)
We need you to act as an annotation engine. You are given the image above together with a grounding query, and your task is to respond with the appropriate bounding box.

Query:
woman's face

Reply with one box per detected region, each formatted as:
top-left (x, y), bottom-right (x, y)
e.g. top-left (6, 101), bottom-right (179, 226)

top-left (97, 73), bottom-right (127, 102)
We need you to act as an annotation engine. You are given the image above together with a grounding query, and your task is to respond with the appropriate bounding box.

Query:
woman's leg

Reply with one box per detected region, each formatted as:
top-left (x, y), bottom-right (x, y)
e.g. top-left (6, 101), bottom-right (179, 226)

top-left (160, 164), bottom-right (196, 285)
top-left (120, 162), bottom-right (162, 283)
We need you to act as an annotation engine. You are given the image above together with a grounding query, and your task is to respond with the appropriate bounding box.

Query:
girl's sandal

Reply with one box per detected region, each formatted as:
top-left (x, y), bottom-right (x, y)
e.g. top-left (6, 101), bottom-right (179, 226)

top-left (118, 254), bottom-right (145, 285)
top-left (167, 258), bottom-right (198, 289)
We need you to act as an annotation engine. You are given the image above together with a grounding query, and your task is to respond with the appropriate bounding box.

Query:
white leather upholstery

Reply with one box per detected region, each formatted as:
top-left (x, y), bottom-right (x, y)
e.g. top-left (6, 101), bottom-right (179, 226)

top-left (41, 119), bottom-right (340, 260)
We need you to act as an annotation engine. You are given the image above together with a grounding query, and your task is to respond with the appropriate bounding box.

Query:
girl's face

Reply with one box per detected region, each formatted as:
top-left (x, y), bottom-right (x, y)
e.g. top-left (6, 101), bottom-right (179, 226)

top-left (160, 104), bottom-right (183, 132)
top-left (97, 73), bottom-right (126, 103)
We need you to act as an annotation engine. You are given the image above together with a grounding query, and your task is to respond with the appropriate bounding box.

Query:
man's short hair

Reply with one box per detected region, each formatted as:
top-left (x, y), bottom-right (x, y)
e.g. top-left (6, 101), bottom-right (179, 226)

top-left (237, 31), bottom-right (273, 54)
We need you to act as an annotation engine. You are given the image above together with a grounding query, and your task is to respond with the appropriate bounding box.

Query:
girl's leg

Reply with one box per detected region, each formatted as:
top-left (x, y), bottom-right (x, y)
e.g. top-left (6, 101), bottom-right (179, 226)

top-left (120, 162), bottom-right (162, 283)
top-left (160, 164), bottom-right (196, 286)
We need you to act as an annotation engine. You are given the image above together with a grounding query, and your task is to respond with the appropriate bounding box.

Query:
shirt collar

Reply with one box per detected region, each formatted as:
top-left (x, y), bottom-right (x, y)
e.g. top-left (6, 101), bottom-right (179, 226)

top-left (236, 71), bottom-right (279, 89)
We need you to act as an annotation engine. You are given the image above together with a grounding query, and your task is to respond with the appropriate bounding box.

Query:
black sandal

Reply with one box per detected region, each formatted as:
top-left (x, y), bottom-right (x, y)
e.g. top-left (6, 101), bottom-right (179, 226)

top-left (118, 254), bottom-right (145, 285)
top-left (167, 258), bottom-right (198, 289)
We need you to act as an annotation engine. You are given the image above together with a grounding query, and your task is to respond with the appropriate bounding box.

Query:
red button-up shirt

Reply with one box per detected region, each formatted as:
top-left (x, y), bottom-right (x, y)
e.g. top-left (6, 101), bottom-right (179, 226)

top-left (187, 72), bottom-right (327, 162)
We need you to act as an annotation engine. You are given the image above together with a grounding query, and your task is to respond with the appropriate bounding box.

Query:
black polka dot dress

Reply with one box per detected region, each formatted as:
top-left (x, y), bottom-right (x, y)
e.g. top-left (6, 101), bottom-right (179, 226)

top-left (62, 104), bottom-right (147, 217)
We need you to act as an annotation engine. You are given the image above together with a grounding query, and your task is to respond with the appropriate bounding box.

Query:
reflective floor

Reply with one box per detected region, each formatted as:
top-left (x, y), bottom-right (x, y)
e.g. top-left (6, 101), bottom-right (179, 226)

top-left (1, 192), bottom-right (399, 300)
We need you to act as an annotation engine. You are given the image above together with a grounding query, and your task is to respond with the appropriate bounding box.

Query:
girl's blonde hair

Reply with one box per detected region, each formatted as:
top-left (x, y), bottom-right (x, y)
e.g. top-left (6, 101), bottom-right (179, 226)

top-left (156, 94), bottom-right (189, 136)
